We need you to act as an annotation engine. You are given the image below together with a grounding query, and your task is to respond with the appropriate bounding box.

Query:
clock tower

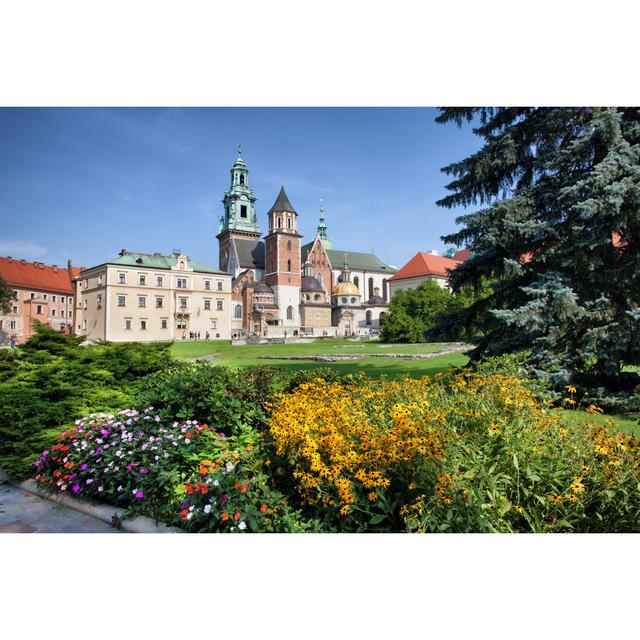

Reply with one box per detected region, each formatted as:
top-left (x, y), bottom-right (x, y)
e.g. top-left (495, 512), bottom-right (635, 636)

top-left (216, 146), bottom-right (261, 272)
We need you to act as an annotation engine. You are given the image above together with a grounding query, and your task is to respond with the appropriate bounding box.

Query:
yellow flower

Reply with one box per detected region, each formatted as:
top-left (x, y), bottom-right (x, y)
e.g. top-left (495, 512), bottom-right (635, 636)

top-left (565, 385), bottom-right (577, 394)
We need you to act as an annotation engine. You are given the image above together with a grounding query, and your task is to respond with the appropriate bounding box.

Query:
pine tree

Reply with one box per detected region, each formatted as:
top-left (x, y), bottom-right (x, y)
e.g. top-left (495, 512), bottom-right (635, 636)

top-left (437, 107), bottom-right (640, 404)
top-left (0, 277), bottom-right (15, 315)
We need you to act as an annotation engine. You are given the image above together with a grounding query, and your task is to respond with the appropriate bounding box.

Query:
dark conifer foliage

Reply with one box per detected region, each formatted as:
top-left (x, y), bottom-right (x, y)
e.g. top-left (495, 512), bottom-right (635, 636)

top-left (437, 107), bottom-right (640, 404)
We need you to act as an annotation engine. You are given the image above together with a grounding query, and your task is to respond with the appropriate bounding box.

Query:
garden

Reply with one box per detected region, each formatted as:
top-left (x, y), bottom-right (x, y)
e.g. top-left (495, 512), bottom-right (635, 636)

top-left (2, 324), bottom-right (639, 533)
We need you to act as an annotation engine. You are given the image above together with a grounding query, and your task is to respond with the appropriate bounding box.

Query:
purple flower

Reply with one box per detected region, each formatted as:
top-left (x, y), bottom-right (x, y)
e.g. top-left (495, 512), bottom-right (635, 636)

top-left (140, 468), bottom-right (148, 475)
top-left (135, 491), bottom-right (144, 500)
top-left (42, 450), bottom-right (49, 457)
top-left (68, 473), bottom-right (77, 481)
top-left (220, 494), bottom-right (228, 504)
top-left (72, 484), bottom-right (80, 494)
top-left (34, 460), bottom-right (40, 467)
top-left (100, 429), bottom-right (109, 436)
top-left (126, 464), bottom-right (132, 472)
top-left (80, 464), bottom-right (88, 471)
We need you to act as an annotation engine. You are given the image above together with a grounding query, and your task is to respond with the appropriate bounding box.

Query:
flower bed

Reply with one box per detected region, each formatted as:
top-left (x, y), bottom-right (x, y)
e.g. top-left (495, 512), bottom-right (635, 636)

top-left (267, 372), bottom-right (640, 532)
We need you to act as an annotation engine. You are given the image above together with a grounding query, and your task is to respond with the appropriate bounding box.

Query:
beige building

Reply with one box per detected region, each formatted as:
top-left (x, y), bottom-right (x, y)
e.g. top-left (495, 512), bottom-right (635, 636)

top-left (74, 250), bottom-right (232, 342)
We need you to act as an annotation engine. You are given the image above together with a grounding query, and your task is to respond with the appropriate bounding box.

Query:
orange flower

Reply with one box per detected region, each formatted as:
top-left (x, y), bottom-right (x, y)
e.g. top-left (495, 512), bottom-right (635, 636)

top-left (234, 512), bottom-right (240, 521)
top-left (245, 445), bottom-right (253, 451)
top-left (260, 503), bottom-right (268, 513)
top-left (241, 484), bottom-right (248, 494)
top-left (186, 432), bottom-right (193, 439)
top-left (201, 486), bottom-right (208, 495)
top-left (221, 512), bottom-right (229, 521)
top-left (186, 485), bottom-right (194, 495)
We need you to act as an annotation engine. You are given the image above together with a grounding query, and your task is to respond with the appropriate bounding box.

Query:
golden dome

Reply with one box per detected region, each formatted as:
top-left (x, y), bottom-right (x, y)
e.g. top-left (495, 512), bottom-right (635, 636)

top-left (332, 281), bottom-right (359, 297)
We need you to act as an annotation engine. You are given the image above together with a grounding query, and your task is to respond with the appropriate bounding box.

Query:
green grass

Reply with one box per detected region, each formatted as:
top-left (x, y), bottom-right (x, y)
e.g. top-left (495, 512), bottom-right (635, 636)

top-left (170, 338), bottom-right (469, 378)
top-left (557, 409), bottom-right (640, 439)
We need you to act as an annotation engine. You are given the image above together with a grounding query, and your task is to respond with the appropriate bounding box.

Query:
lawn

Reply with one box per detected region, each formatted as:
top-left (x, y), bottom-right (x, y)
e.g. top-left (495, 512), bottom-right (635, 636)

top-left (557, 409), bottom-right (640, 439)
top-left (170, 338), bottom-right (470, 378)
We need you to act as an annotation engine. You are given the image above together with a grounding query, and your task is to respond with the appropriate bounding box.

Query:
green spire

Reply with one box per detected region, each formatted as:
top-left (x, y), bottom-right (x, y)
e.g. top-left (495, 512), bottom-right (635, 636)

top-left (219, 146), bottom-right (260, 236)
top-left (317, 199), bottom-right (332, 249)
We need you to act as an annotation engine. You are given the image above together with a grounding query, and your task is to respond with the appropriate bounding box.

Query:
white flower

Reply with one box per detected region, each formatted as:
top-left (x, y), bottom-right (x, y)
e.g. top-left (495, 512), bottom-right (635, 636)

top-left (204, 505), bottom-right (211, 514)
top-left (213, 479), bottom-right (220, 487)
top-left (225, 462), bottom-right (234, 473)
top-left (238, 521), bottom-right (246, 530)
top-left (98, 486), bottom-right (103, 492)
top-left (117, 485), bottom-right (123, 492)
top-left (186, 512), bottom-right (193, 520)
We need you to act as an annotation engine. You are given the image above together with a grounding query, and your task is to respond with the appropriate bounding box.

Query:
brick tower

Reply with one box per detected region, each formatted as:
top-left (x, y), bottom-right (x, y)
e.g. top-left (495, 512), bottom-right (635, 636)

top-left (264, 185), bottom-right (302, 328)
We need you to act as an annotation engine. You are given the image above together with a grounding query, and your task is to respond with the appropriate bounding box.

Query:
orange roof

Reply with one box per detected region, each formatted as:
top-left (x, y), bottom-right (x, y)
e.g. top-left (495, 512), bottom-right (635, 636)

top-left (389, 252), bottom-right (464, 281)
top-left (0, 257), bottom-right (81, 294)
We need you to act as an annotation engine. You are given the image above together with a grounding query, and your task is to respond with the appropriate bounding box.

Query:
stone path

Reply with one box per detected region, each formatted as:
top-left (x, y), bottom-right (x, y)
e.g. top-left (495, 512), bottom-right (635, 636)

top-left (0, 483), bottom-right (118, 533)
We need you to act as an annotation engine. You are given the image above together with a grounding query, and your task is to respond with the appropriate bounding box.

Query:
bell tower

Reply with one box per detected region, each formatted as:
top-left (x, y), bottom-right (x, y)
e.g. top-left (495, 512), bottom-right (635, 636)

top-left (216, 146), bottom-right (261, 272)
top-left (264, 185), bottom-right (302, 328)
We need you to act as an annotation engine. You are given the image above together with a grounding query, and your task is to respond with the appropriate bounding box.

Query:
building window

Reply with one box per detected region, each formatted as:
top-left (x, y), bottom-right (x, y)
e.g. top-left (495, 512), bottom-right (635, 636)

top-left (240, 204), bottom-right (247, 218)
top-left (68, 297), bottom-right (73, 304)
top-left (314, 294), bottom-right (320, 301)
top-left (287, 217), bottom-right (291, 229)
top-left (287, 240), bottom-right (291, 251)
top-left (277, 217), bottom-right (282, 228)
top-left (204, 280), bottom-right (211, 290)
top-left (117, 295), bottom-right (126, 307)
top-left (382, 279), bottom-right (388, 301)
top-left (82, 319), bottom-right (87, 331)
top-left (217, 281), bottom-right (223, 291)
top-left (204, 299), bottom-right (211, 310)
top-left (317, 272), bottom-right (323, 285)
top-left (216, 300), bottom-right (223, 311)
top-left (353, 276), bottom-right (359, 289)
top-left (155, 297), bottom-right (163, 308)
top-left (98, 274), bottom-right (103, 284)
top-left (161, 319), bottom-right (167, 329)
top-left (240, 174), bottom-right (245, 186)
top-left (97, 294), bottom-right (103, 304)
top-left (124, 319), bottom-right (132, 330)
top-left (139, 274), bottom-right (146, 285)
top-left (351, 297), bottom-right (357, 304)
top-left (51, 309), bottom-right (56, 317)
top-left (286, 305), bottom-right (293, 320)
top-left (368, 277), bottom-right (374, 299)
top-left (234, 304), bottom-right (242, 319)
top-left (156, 275), bottom-right (164, 287)
top-left (12, 305), bottom-right (17, 314)
top-left (13, 290), bottom-right (18, 299)
top-left (118, 273), bottom-right (126, 284)
top-left (30, 292), bottom-right (35, 299)
top-left (36, 305), bottom-right (43, 314)
top-left (287, 259), bottom-right (291, 272)
top-left (52, 295), bottom-right (56, 302)
top-left (179, 261), bottom-right (185, 270)
top-left (138, 296), bottom-right (146, 307)
top-left (177, 278), bottom-right (187, 288)
top-left (210, 319), bottom-right (217, 329)
top-left (366, 310), bottom-right (373, 325)
top-left (179, 297), bottom-right (187, 309)
top-left (10, 320), bottom-right (16, 330)
top-left (341, 297), bottom-right (347, 304)
top-left (140, 320), bottom-right (147, 330)
top-left (61, 310), bottom-right (65, 318)
top-left (176, 319), bottom-right (187, 329)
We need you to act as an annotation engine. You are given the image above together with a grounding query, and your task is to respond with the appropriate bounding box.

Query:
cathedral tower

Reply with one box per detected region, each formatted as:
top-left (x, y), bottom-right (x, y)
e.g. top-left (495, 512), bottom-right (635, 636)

top-left (264, 185), bottom-right (302, 328)
top-left (216, 146), bottom-right (261, 272)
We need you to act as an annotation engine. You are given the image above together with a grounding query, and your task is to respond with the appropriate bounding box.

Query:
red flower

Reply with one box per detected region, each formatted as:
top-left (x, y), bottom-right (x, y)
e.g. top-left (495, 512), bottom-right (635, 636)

top-left (260, 503), bottom-right (268, 513)
top-left (222, 512), bottom-right (229, 522)
top-left (233, 512), bottom-right (240, 521)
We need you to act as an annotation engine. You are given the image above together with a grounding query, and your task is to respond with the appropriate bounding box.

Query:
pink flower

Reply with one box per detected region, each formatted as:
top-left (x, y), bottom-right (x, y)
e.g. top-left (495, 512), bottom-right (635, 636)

top-left (135, 491), bottom-right (144, 499)
top-left (72, 484), bottom-right (80, 494)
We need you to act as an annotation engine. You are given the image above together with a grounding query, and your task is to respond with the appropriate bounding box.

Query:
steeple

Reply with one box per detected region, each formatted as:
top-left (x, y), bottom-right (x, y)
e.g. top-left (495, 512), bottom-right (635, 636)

top-left (218, 146), bottom-right (260, 237)
top-left (267, 185), bottom-right (297, 216)
top-left (316, 199), bottom-right (332, 249)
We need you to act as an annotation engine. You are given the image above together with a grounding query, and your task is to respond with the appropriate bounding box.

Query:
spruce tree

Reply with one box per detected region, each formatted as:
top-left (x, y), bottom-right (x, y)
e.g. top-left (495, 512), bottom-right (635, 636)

top-left (437, 107), bottom-right (640, 404)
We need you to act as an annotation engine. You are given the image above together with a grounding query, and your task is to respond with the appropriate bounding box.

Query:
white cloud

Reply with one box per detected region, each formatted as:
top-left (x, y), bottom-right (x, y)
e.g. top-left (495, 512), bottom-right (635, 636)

top-left (0, 240), bottom-right (48, 260)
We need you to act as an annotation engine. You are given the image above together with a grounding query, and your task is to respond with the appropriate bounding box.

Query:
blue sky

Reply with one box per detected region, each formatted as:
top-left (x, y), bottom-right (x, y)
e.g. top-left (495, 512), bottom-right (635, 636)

top-left (0, 108), bottom-right (481, 270)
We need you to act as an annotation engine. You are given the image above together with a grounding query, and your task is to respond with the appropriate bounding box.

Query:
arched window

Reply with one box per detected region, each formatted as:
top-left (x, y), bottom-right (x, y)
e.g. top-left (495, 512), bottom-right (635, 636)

top-left (287, 259), bottom-right (291, 272)
top-left (287, 240), bottom-right (291, 251)
top-left (368, 277), bottom-right (374, 299)
top-left (379, 311), bottom-right (387, 326)
top-left (240, 174), bottom-right (245, 185)
top-left (277, 217), bottom-right (282, 228)
top-left (234, 304), bottom-right (242, 319)
top-left (287, 218), bottom-right (291, 229)
top-left (286, 305), bottom-right (293, 320)
top-left (382, 279), bottom-right (388, 301)
top-left (317, 272), bottom-right (323, 285)
top-left (314, 294), bottom-right (321, 301)
top-left (353, 275), bottom-right (359, 290)
top-left (366, 310), bottom-right (372, 325)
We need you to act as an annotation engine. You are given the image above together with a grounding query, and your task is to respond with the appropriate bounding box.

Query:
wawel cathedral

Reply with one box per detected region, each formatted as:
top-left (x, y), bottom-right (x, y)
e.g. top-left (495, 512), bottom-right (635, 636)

top-left (217, 148), bottom-right (397, 337)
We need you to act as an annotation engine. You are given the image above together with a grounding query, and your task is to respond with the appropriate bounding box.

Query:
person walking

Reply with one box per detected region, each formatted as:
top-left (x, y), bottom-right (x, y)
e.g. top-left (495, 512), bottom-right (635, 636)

top-left (10, 334), bottom-right (17, 349)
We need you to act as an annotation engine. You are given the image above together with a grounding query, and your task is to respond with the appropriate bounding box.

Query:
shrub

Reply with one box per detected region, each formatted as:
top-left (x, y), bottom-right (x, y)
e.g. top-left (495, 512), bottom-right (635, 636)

top-left (268, 372), bottom-right (640, 532)
top-left (135, 363), bottom-right (273, 435)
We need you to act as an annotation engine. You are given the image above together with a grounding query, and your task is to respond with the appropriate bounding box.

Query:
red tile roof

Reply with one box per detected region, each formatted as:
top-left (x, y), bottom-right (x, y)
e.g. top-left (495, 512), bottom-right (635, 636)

top-left (389, 252), bottom-right (465, 281)
top-left (0, 257), bottom-right (81, 294)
